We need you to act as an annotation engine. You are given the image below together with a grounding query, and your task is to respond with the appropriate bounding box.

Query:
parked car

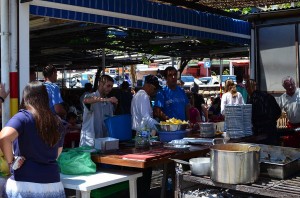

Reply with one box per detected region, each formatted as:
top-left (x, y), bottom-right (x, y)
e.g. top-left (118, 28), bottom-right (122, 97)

top-left (221, 75), bottom-right (236, 83)
top-left (221, 75), bottom-right (236, 86)
top-left (181, 75), bottom-right (195, 90)
top-left (198, 76), bottom-right (219, 85)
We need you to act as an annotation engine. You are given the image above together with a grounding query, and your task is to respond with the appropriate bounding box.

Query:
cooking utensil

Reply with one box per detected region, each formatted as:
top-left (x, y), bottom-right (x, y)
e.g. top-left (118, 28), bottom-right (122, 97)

top-left (210, 143), bottom-right (260, 184)
top-left (173, 157), bottom-right (211, 176)
top-left (258, 144), bottom-right (300, 179)
top-left (164, 144), bottom-right (190, 150)
top-left (155, 124), bottom-right (188, 132)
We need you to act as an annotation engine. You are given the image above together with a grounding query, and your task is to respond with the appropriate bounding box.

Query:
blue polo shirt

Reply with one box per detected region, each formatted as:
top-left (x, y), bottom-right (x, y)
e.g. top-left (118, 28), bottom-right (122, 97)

top-left (154, 86), bottom-right (189, 120)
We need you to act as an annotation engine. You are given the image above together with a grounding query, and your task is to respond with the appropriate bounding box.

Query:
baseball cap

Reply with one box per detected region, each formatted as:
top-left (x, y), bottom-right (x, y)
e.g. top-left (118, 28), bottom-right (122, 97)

top-left (144, 75), bottom-right (162, 90)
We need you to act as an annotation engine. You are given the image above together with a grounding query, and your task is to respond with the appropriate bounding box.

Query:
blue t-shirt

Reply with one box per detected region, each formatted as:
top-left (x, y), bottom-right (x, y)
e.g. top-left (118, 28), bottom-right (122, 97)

top-left (44, 82), bottom-right (64, 114)
top-left (6, 110), bottom-right (64, 183)
top-left (154, 86), bottom-right (189, 120)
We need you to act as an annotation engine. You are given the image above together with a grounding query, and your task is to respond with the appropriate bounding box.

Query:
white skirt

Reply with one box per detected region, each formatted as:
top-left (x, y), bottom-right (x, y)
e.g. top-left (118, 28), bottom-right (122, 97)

top-left (4, 177), bottom-right (65, 198)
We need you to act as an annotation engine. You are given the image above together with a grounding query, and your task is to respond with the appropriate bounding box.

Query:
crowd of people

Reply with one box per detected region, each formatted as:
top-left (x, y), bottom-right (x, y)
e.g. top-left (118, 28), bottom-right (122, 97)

top-left (0, 63), bottom-right (299, 197)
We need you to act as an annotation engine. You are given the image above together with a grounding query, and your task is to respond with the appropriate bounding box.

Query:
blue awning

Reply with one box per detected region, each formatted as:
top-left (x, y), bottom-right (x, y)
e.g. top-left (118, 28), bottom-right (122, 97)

top-left (30, 0), bottom-right (251, 44)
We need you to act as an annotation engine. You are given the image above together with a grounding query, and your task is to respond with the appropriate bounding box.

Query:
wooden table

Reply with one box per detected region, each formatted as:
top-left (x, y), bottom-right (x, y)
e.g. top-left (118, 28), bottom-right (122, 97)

top-left (92, 144), bottom-right (210, 198)
top-left (92, 145), bottom-right (209, 168)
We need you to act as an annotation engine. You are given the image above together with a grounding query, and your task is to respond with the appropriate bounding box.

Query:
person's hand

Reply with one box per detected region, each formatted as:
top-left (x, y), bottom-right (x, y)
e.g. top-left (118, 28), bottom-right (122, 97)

top-left (108, 97), bottom-right (118, 104)
top-left (131, 89), bottom-right (136, 95)
top-left (0, 83), bottom-right (10, 101)
top-left (11, 156), bottom-right (26, 170)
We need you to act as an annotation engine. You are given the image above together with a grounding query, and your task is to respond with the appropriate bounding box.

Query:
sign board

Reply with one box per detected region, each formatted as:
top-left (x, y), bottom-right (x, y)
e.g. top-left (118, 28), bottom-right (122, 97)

top-left (204, 61), bottom-right (211, 68)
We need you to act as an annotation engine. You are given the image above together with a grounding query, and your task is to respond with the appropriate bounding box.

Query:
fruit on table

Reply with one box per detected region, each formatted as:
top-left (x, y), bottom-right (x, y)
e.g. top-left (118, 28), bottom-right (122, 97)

top-left (160, 118), bottom-right (189, 125)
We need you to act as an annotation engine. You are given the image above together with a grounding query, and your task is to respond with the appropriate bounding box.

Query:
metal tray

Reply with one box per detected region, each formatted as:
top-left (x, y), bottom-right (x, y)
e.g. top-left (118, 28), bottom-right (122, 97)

top-left (256, 144), bottom-right (300, 179)
top-left (182, 138), bottom-right (214, 145)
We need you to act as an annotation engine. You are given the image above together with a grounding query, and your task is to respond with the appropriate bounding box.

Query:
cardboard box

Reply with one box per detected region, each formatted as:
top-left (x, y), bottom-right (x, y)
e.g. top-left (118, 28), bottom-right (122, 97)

top-left (94, 137), bottom-right (119, 151)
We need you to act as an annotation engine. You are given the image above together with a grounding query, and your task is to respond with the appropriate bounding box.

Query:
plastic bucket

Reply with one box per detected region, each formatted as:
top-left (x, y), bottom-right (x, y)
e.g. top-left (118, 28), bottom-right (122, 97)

top-left (104, 114), bottom-right (132, 141)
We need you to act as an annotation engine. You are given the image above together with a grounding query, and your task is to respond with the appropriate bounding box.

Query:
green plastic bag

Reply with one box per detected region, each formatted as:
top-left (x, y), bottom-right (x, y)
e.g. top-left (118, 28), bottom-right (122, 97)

top-left (57, 146), bottom-right (96, 175)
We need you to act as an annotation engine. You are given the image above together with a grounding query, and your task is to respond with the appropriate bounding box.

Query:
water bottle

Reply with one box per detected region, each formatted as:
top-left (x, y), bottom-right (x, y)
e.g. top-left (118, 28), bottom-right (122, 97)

top-left (135, 118), bottom-right (150, 149)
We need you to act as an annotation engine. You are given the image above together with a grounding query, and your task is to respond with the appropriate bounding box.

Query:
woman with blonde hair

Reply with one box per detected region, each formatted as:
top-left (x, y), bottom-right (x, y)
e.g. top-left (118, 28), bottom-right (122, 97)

top-left (221, 79), bottom-right (244, 114)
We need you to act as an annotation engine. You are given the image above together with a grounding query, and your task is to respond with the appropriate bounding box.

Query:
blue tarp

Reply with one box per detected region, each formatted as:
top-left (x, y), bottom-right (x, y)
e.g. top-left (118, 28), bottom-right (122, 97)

top-left (30, 0), bottom-right (251, 44)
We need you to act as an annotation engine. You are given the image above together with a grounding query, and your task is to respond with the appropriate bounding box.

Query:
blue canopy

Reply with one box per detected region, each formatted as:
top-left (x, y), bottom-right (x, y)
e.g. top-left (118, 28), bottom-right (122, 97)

top-left (30, 0), bottom-right (251, 44)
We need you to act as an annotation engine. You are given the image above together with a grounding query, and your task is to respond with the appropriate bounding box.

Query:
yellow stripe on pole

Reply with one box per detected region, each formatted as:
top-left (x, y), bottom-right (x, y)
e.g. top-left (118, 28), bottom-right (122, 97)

top-left (10, 98), bottom-right (18, 117)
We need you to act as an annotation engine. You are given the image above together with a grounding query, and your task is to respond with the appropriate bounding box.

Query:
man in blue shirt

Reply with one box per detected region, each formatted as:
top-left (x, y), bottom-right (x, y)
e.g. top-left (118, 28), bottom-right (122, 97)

top-left (154, 66), bottom-right (190, 121)
top-left (43, 65), bottom-right (67, 119)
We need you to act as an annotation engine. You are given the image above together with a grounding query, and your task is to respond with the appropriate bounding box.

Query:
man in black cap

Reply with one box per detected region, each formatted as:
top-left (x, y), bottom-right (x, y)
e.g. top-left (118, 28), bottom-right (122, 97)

top-left (131, 74), bottom-right (161, 132)
top-left (130, 74), bottom-right (161, 197)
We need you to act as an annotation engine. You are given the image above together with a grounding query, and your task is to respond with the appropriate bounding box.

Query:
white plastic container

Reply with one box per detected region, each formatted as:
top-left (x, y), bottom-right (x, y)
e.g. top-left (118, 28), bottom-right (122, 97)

top-left (213, 122), bottom-right (225, 132)
top-left (94, 137), bottom-right (119, 151)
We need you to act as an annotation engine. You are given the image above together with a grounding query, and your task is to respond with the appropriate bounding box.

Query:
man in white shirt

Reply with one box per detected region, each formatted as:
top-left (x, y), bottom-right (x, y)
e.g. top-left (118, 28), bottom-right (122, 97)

top-left (130, 74), bottom-right (161, 197)
top-left (131, 74), bottom-right (161, 131)
top-left (277, 76), bottom-right (300, 128)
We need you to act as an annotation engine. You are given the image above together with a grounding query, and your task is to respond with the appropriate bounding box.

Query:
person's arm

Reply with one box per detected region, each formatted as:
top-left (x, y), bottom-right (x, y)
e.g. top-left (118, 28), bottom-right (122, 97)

top-left (238, 92), bottom-right (244, 104)
top-left (57, 147), bottom-right (63, 158)
top-left (153, 90), bottom-right (169, 121)
top-left (201, 104), bottom-right (208, 122)
top-left (185, 103), bottom-right (191, 121)
top-left (138, 95), bottom-right (159, 129)
top-left (0, 127), bottom-right (19, 167)
top-left (220, 94), bottom-right (226, 115)
top-left (84, 96), bottom-right (118, 105)
top-left (153, 107), bottom-right (169, 121)
top-left (0, 83), bottom-right (10, 103)
top-left (54, 104), bottom-right (67, 119)
top-left (52, 85), bottom-right (67, 119)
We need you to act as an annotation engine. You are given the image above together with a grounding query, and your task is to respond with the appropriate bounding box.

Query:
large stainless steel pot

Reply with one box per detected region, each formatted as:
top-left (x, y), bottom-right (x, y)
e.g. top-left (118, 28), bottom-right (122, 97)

top-left (210, 143), bottom-right (260, 184)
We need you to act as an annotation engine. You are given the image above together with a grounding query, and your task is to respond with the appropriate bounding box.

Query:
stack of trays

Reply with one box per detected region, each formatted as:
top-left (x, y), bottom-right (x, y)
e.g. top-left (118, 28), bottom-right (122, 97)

top-left (224, 104), bottom-right (253, 139)
top-left (242, 104), bottom-right (253, 136)
top-left (225, 105), bottom-right (244, 139)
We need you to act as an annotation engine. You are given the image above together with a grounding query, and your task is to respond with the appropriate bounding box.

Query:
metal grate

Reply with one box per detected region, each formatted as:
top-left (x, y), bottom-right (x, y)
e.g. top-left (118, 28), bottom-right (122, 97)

top-left (269, 176), bottom-right (300, 196)
top-left (179, 171), bottom-right (300, 198)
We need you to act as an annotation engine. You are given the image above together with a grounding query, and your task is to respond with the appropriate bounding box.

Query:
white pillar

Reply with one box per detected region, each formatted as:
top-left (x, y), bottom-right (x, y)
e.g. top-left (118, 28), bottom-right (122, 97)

top-left (19, 2), bottom-right (30, 99)
top-left (1, 0), bottom-right (10, 126)
top-left (10, 0), bottom-right (18, 73)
